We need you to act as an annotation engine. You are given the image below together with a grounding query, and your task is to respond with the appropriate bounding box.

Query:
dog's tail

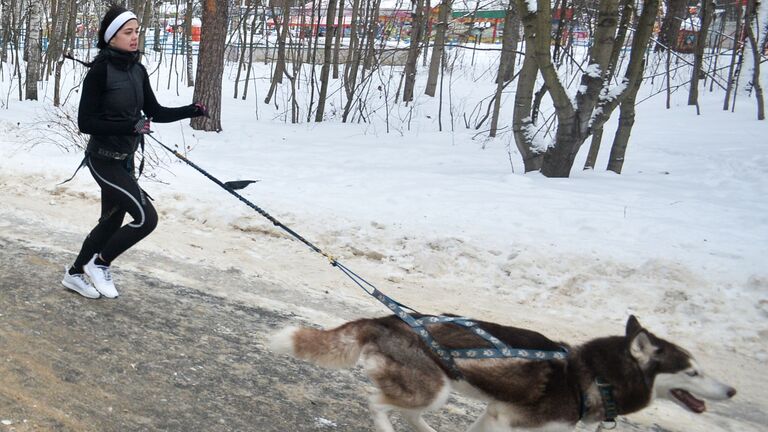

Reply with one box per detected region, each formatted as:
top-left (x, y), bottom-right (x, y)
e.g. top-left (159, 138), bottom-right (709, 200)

top-left (269, 322), bottom-right (363, 369)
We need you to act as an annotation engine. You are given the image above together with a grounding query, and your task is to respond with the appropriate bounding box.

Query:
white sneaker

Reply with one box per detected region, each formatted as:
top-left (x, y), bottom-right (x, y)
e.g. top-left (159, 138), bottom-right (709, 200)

top-left (84, 254), bottom-right (119, 298)
top-left (62, 267), bottom-right (101, 299)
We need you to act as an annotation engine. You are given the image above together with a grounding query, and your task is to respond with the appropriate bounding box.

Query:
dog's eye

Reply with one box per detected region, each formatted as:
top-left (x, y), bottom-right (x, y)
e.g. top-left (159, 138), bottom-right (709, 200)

top-left (686, 370), bottom-right (699, 377)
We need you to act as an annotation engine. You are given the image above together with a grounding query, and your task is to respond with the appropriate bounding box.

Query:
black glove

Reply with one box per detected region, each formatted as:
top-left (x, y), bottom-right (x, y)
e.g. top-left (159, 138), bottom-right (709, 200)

top-left (134, 117), bottom-right (152, 134)
top-left (193, 102), bottom-right (209, 118)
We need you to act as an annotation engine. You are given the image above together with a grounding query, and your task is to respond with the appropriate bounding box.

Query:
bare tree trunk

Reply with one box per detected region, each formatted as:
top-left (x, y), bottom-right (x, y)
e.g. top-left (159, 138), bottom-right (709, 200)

top-left (730, 31), bottom-right (747, 112)
top-left (0, 0), bottom-right (10, 63)
top-left (154, 0), bottom-right (162, 53)
top-left (7, 0), bottom-right (20, 100)
top-left (342, 0), bottom-right (362, 121)
top-left (287, 68), bottom-right (299, 123)
top-left (584, 0), bottom-right (633, 169)
top-left (402, 0), bottom-right (426, 102)
top-left (25, 0), bottom-right (42, 100)
top-left (167, 0), bottom-right (181, 91)
top-left (14, 27), bottom-right (22, 101)
top-left (138, 0), bottom-right (152, 54)
top-left (607, 67), bottom-right (643, 173)
top-left (490, 2), bottom-right (518, 136)
top-left (152, 26), bottom-right (161, 51)
top-left (538, 0), bottom-right (619, 177)
top-left (421, 0), bottom-right (431, 68)
top-left (761, 7), bottom-right (768, 54)
top-left (526, 0), bottom-right (581, 177)
top-left (134, 1), bottom-right (146, 46)
top-left (687, 0), bottom-right (714, 107)
top-left (573, 0), bottom-right (620, 134)
top-left (306, 1), bottom-right (319, 64)
top-left (708, 11), bottom-right (726, 93)
top-left (551, 0), bottom-right (567, 65)
top-left (498, 4), bottom-right (520, 83)
top-left (45, 0), bottom-right (66, 78)
top-left (350, 0), bottom-right (380, 119)
top-left (191, 0), bottom-right (228, 131)
top-left (607, 0), bottom-right (633, 79)
top-left (583, 129), bottom-right (606, 170)
top-left (185, 0), bottom-right (194, 87)
top-left (285, 17), bottom-right (301, 124)
top-left (242, 1), bottom-right (259, 100)
top-left (723, 5), bottom-right (743, 110)
top-left (512, 13), bottom-right (543, 172)
top-left (264, 3), bottom-right (290, 105)
top-left (596, 0), bottom-right (660, 173)
top-left (53, 0), bottom-right (76, 107)
top-left (315, 0), bottom-right (339, 121)
top-left (518, 0), bottom-right (656, 177)
top-left (22, 0), bottom-right (30, 64)
top-left (234, 3), bottom-right (253, 98)
top-left (425, 0), bottom-right (451, 97)
top-left (362, 0), bottom-right (381, 70)
top-left (744, 0), bottom-right (765, 120)
top-left (332, 0), bottom-right (344, 79)
top-left (591, 0), bottom-right (658, 127)
top-left (665, 48), bottom-right (671, 108)
top-left (152, 0), bottom-right (164, 52)
top-left (438, 49), bottom-right (446, 130)
top-left (305, 1), bottom-right (322, 122)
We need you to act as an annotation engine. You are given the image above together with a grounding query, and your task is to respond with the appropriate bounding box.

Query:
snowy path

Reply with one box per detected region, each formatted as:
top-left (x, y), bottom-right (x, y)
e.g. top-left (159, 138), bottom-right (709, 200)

top-left (0, 170), bottom-right (763, 431)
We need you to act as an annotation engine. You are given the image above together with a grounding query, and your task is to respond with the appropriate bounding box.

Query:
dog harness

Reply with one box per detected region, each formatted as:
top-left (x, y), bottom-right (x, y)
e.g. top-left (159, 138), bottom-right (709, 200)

top-left (578, 377), bottom-right (618, 430)
top-left (372, 287), bottom-right (569, 379)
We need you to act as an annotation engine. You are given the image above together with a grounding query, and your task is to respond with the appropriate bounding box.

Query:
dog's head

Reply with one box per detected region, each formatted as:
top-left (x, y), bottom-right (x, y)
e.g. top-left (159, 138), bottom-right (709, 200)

top-left (626, 315), bottom-right (737, 413)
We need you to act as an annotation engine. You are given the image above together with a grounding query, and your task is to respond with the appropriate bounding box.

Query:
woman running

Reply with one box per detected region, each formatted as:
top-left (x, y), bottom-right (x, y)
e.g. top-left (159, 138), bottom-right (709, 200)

top-left (62, 4), bottom-right (208, 299)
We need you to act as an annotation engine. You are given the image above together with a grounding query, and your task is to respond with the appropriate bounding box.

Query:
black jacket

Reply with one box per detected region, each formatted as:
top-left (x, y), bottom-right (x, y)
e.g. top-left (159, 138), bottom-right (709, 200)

top-left (78, 48), bottom-right (198, 159)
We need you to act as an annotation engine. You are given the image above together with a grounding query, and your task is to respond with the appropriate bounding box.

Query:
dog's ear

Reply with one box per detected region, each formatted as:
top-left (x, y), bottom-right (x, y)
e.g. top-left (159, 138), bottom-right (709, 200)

top-left (625, 315), bottom-right (643, 338)
top-left (629, 330), bottom-right (658, 368)
top-left (627, 315), bottom-right (657, 367)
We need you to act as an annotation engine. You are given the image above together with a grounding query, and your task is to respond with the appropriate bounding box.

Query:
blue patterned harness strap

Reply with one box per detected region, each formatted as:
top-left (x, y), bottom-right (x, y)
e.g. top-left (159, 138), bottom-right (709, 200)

top-left (372, 289), bottom-right (464, 377)
top-left (415, 315), bottom-right (569, 360)
top-left (373, 289), bottom-right (569, 379)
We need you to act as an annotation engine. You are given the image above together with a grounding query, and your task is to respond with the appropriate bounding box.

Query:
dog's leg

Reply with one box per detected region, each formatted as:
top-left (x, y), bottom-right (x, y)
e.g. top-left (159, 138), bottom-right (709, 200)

top-left (361, 344), bottom-right (449, 431)
top-left (369, 395), bottom-right (396, 432)
top-left (398, 375), bottom-right (450, 432)
top-left (466, 404), bottom-right (509, 432)
top-left (401, 411), bottom-right (438, 432)
top-left (466, 410), bottom-right (494, 432)
top-left (467, 405), bottom-right (571, 432)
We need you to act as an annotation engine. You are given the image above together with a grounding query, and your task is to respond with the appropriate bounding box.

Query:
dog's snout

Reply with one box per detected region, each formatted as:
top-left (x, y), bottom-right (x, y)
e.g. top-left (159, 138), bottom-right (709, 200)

top-left (727, 387), bottom-right (737, 398)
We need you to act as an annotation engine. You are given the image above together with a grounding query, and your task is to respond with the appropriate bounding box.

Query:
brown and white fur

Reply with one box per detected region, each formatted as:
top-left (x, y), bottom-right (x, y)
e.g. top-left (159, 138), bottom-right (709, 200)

top-left (270, 315), bottom-right (736, 431)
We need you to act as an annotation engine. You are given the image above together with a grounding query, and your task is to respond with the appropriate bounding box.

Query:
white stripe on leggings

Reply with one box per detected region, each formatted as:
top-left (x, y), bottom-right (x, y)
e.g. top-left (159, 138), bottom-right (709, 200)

top-left (88, 158), bottom-right (146, 228)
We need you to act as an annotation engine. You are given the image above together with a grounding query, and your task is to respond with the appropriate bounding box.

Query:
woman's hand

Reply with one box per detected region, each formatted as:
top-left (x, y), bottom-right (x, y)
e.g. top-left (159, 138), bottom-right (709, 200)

top-left (134, 117), bottom-right (152, 134)
top-left (193, 102), bottom-right (209, 118)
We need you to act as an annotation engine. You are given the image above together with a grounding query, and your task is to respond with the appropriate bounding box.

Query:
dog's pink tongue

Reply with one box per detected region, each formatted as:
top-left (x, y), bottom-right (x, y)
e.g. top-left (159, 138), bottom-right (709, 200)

top-left (671, 389), bottom-right (706, 413)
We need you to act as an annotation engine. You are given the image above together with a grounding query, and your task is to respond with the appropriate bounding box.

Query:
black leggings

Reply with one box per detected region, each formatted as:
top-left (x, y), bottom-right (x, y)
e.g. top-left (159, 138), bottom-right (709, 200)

top-left (73, 155), bottom-right (158, 268)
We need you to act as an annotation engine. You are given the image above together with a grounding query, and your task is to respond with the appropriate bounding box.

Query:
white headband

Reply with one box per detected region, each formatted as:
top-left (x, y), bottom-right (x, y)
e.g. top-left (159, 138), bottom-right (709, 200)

top-left (104, 11), bottom-right (137, 44)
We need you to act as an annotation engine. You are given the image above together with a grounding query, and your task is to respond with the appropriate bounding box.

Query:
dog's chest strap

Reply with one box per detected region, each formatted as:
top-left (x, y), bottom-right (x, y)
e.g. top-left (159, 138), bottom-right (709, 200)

top-left (595, 377), bottom-right (618, 429)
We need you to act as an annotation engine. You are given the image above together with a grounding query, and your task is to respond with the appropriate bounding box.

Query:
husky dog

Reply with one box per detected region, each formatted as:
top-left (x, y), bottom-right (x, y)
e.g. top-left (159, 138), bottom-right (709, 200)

top-left (270, 315), bottom-right (736, 431)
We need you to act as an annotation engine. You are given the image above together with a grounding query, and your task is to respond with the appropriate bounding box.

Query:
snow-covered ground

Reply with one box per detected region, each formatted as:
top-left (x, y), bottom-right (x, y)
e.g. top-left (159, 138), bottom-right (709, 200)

top-left (1, 50), bottom-right (766, 431)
